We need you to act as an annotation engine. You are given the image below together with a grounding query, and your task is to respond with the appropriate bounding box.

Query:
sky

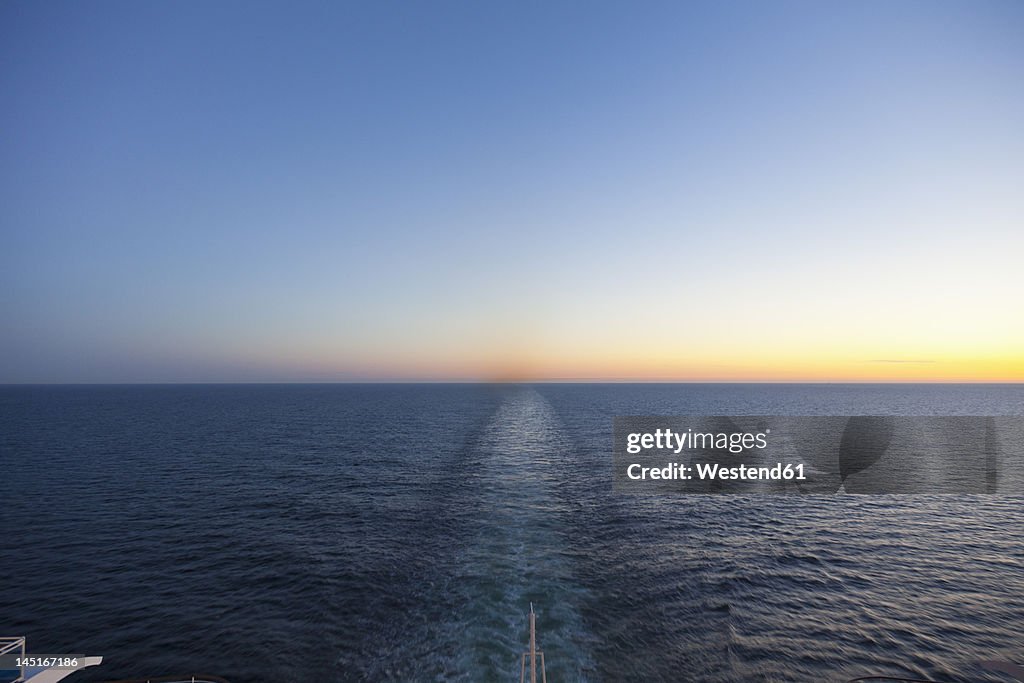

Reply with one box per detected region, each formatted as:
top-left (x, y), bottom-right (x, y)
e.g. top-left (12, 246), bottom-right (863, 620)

top-left (1, 1), bottom-right (1022, 382)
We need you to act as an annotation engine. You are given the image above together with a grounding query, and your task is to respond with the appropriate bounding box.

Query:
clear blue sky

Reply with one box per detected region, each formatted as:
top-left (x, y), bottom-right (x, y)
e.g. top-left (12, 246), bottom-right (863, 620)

top-left (2, 1), bottom-right (1022, 382)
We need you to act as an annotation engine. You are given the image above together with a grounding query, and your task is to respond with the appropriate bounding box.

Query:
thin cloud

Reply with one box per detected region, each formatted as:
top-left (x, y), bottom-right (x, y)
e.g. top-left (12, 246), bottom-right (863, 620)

top-left (866, 359), bottom-right (937, 364)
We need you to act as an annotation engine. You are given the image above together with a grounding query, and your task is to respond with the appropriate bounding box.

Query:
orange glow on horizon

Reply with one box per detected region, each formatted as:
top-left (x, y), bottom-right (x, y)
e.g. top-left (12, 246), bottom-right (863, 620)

top-left (265, 346), bottom-right (1024, 383)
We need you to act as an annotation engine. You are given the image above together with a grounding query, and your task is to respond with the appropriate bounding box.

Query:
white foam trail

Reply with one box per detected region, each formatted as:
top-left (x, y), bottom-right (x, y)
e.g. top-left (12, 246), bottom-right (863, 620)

top-left (440, 387), bottom-right (595, 681)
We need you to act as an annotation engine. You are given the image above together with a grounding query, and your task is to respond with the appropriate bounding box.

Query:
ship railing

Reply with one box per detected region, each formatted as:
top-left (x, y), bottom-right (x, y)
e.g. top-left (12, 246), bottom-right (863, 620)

top-left (0, 637), bottom-right (27, 683)
top-left (519, 604), bottom-right (547, 683)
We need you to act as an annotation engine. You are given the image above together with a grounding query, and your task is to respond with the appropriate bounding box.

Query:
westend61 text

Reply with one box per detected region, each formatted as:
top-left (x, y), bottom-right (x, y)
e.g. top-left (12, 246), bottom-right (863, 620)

top-left (626, 462), bottom-right (806, 481)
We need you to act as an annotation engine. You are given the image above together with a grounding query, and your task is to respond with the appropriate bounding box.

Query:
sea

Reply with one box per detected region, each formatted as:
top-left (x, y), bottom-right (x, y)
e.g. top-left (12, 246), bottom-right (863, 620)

top-left (1, 384), bottom-right (1022, 682)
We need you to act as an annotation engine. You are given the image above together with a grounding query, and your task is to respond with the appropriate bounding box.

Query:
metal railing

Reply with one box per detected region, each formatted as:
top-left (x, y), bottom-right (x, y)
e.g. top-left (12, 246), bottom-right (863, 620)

top-left (519, 604), bottom-right (547, 683)
top-left (0, 637), bottom-right (27, 683)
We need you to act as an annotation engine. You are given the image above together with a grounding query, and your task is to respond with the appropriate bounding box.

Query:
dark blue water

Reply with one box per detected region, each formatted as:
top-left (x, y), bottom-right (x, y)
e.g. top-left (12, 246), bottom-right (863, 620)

top-left (1, 384), bottom-right (1022, 682)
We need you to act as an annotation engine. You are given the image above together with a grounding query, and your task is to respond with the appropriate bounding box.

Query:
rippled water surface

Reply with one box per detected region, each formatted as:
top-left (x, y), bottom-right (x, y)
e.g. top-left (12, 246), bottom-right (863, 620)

top-left (1, 384), bottom-right (1022, 682)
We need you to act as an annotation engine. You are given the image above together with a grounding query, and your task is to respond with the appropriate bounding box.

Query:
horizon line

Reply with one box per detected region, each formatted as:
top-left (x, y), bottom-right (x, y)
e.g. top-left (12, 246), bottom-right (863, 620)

top-left (3, 379), bottom-right (1024, 386)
